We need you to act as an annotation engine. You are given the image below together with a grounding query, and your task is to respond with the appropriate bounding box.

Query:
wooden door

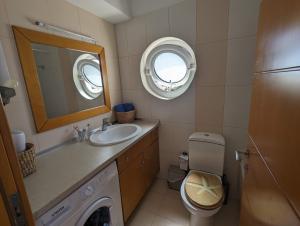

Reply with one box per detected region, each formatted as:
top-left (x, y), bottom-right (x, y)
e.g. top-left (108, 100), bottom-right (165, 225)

top-left (0, 193), bottom-right (13, 226)
top-left (240, 0), bottom-right (300, 225)
top-left (0, 99), bottom-right (35, 226)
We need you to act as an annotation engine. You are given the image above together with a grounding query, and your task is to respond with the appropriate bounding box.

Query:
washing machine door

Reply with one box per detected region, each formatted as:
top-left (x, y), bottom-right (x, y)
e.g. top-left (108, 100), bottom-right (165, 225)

top-left (76, 197), bottom-right (113, 226)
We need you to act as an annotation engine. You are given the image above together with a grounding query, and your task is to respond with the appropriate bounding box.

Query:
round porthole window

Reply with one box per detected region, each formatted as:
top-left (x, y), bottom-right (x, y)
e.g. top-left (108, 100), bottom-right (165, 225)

top-left (73, 54), bottom-right (103, 100)
top-left (140, 37), bottom-right (196, 100)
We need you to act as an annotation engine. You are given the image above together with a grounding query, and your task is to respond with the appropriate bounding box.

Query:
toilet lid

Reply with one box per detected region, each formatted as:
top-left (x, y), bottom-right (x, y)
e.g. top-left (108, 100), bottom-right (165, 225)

top-left (184, 171), bottom-right (224, 210)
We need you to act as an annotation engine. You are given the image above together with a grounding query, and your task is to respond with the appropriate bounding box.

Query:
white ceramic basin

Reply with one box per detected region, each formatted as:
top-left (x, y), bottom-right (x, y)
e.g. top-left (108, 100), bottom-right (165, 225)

top-left (89, 124), bottom-right (142, 146)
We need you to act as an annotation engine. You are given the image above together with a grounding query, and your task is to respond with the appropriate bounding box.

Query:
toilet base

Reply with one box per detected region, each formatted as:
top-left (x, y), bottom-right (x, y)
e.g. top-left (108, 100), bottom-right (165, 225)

top-left (190, 214), bottom-right (214, 226)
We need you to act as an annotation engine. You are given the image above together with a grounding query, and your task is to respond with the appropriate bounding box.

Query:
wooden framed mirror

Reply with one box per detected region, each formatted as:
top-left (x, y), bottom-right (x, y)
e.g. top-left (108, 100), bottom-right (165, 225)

top-left (12, 26), bottom-right (111, 133)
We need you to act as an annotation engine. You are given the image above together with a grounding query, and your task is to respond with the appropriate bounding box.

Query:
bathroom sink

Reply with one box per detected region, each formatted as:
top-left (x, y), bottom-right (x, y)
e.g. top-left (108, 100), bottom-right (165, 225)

top-left (89, 124), bottom-right (142, 146)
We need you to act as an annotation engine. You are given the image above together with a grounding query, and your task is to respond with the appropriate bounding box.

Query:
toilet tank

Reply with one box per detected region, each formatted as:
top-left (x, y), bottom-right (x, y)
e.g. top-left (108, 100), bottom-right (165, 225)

top-left (188, 132), bottom-right (225, 176)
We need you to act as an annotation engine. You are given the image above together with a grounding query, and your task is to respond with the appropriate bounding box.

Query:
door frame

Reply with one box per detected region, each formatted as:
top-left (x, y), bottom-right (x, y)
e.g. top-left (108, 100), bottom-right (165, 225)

top-left (0, 97), bottom-right (35, 225)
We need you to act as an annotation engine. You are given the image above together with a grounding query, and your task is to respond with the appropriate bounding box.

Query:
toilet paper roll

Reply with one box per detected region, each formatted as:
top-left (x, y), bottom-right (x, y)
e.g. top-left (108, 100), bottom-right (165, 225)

top-left (12, 129), bottom-right (26, 153)
top-left (179, 153), bottom-right (189, 171)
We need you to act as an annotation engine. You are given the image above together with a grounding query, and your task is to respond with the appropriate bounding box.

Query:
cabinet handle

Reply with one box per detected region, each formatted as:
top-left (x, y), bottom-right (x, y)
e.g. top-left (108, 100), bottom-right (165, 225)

top-left (125, 156), bottom-right (129, 161)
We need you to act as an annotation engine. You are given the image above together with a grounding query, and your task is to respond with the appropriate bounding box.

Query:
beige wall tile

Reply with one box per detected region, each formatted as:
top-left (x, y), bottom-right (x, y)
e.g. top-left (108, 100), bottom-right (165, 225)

top-left (197, 0), bottom-right (229, 44)
top-left (36, 124), bottom-right (74, 151)
top-left (78, 9), bottom-right (102, 40)
top-left (74, 112), bottom-right (111, 130)
top-left (223, 126), bottom-right (248, 152)
top-left (222, 124), bottom-right (250, 201)
top-left (158, 122), bottom-right (194, 154)
top-left (145, 7), bottom-right (170, 44)
top-left (226, 37), bottom-right (256, 86)
top-left (98, 19), bottom-right (118, 59)
top-left (4, 0), bottom-right (50, 31)
top-left (169, 0), bottom-right (196, 46)
top-left (119, 55), bottom-right (143, 91)
top-left (110, 89), bottom-right (122, 107)
top-left (106, 57), bottom-right (121, 91)
top-left (223, 86), bottom-right (251, 128)
top-left (196, 86), bottom-right (225, 129)
top-left (228, 0), bottom-right (261, 39)
top-left (151, 84), bottom-right (195, 124)
top-left (0, 0), bottom-right (10, 38)
top-left (118, 56), bottom-right (130, 88)
top-left (158, 149), bottom-right (179, 179)
top-left (196, 41), bottom-right (227, 86)
top-left (122, 90), bottom-right (152, 119)
top-left (171, 123), bottom-right (195, 152)
top-left (196, 123), bottom-right (223, 134)
top-left (46, 0), bottom-right (81, 32)
top-left (126, 17), bottom-right (147, 55)
top-left (158, 122), bottom-right (174, 151)
top-left (4, 99), bottom-right (35, 135)
top-left (115, 22), bottom-right (128, 57)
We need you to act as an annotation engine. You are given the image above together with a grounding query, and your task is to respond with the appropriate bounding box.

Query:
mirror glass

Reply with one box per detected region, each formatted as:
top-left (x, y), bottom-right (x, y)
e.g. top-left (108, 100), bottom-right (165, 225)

top-left (31, 43), bottom-right (105, 119)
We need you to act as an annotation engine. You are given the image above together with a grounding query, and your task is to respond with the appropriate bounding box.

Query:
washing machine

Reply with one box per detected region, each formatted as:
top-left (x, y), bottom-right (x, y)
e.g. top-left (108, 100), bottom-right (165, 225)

top-left (36, 162), bottom-right (124, 226)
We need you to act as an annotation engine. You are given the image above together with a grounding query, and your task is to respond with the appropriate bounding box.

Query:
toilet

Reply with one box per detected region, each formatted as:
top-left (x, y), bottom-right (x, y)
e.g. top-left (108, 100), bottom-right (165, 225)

top-left (180, 132), bottom-right (225, 226)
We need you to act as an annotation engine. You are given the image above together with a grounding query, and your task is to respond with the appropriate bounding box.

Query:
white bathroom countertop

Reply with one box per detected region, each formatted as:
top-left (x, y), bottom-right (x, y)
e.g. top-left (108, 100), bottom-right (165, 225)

top-left (23, 119), bottom-right (159, 219)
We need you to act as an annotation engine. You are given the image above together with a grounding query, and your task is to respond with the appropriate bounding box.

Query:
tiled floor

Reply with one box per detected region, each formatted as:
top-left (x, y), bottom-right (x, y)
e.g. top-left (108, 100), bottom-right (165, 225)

top-left (126, 179), bottom-right (240, 226)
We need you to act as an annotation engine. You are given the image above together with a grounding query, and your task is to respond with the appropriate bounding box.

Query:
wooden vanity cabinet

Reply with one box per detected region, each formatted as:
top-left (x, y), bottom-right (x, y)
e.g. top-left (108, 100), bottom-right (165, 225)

top-left (117, 128), bottom-right (159, 222)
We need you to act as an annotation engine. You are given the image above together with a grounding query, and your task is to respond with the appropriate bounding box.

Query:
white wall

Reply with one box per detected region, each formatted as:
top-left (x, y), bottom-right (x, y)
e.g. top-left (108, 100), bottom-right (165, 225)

top-left (0, 0), bottom-right (122, 153)
top-left (195, 0), bottom-right (261, 200)
top-left (116, 0), bottom-right (261, 200)
top-left (116, 0), bottom-right (197, 179)
top-left (223, 0), bottom-right (261, 199)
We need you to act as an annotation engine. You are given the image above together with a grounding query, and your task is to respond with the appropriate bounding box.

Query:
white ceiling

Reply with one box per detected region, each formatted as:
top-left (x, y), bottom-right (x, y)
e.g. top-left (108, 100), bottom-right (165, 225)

top-left (66, 0), bottom-right (186, 24)
top-left (65, 0), bottom-right (131, 24)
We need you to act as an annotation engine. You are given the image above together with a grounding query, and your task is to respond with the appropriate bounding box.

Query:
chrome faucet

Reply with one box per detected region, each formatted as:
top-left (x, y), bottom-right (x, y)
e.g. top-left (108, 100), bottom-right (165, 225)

top-left (74, 124), bottom-right (90, 142)
top-left (101, 117), bottom-right (112, 131)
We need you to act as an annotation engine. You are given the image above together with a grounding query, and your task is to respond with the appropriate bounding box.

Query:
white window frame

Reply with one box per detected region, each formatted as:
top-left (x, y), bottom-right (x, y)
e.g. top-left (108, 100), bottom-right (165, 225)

top-left (140, 37), bottom-right (196, 100)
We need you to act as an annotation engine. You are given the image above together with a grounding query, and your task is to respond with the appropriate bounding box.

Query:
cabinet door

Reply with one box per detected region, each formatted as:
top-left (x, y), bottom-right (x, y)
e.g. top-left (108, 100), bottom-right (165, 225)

top-left (255, 0), bottom-right (300, 72)
top-left (119, 153), bottom-right (145, 222)
top-left (0, 103), bottom-right (35, 226)
top-left (143, 140), bottom-right (159, 189)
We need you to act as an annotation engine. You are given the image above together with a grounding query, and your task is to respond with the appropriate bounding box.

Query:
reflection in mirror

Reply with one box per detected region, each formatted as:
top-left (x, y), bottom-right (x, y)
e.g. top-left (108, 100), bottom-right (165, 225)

top-left (31, 43), bottom-right (105, 119)
top-left (73, 54), bottom-right (103, 100)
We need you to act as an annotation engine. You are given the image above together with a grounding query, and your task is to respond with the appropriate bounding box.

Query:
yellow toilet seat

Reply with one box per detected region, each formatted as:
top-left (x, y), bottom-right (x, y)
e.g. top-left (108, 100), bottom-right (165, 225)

top-left (184, 171), bottom-right (224, 210)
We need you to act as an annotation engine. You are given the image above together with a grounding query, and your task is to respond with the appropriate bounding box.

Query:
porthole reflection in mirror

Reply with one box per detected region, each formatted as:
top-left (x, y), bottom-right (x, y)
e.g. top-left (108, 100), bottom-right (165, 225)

top-left (140, 37), bottom-right (197, 100)
top-left (73, 54), bottom-right (103, 100)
